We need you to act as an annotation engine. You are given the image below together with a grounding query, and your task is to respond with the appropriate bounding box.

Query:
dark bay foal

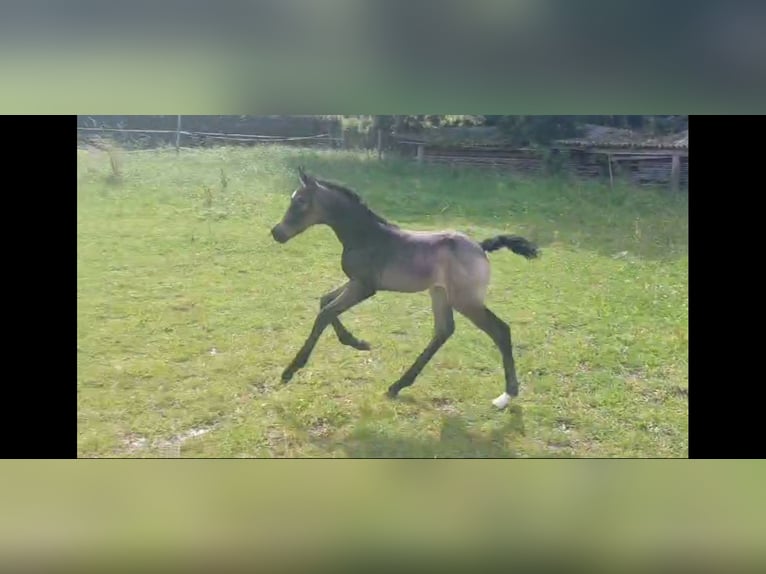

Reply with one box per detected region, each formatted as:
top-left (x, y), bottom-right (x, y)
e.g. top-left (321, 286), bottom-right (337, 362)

top-left (271, 167), bottom-right (539, 409)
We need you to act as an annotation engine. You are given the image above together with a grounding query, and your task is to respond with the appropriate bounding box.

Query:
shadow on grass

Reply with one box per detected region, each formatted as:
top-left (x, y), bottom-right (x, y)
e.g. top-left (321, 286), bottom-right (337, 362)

top-left (293, 401), bottom-right (527, 458)
top-left (277, 150), bottom-right (688, 262)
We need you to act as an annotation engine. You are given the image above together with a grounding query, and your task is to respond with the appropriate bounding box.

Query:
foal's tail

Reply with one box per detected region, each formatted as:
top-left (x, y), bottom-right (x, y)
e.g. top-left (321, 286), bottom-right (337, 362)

top-left (480, 235), bottom-right (540, 259)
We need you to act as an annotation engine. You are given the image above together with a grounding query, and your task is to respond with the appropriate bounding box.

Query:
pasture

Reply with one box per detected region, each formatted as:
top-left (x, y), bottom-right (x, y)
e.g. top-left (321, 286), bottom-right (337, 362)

top-left (77, 145), bottom-right (688, 457)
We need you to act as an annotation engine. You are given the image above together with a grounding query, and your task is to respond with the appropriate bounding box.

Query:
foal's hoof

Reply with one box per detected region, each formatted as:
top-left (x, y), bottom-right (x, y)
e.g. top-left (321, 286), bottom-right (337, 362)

top-left (492, 392), bottom-right (512, 409)
top-left (386, 386), bottom-right (399, 399)
top-left (281, 370), bottom-right (294, 384)
top-left (342, 338), bottom-right (371, 351)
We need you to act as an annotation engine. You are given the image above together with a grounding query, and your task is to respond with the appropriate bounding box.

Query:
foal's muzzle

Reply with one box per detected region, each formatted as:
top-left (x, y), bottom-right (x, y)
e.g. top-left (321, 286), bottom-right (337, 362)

top-left (271, 225), bottom-right (289, 243)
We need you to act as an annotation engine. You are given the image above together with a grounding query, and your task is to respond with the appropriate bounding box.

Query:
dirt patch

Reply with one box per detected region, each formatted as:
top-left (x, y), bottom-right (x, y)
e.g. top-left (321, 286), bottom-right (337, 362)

top-left (308, 418), bottom-right (331, 439)
top-left (554, 417), bottom-right (575, 431)
top-left (431, 397), bottom-right (461, 416)
top-left (121, 425), bottom-right (216, 457)
top-left (250, 381), bottom-right (272, 394)
top-left (157, 427), bottom-right (214, 457)
top-left (123, 434), bottom-right (148, 454)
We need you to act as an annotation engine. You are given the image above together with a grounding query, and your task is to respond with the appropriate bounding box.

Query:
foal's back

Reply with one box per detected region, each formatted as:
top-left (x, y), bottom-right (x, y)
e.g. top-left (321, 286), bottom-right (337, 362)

top-left (378, 228), bottom-right (491, 305)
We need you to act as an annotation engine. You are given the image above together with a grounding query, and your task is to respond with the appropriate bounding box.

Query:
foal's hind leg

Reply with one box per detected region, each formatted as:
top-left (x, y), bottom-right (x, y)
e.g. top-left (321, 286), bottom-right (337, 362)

top-left (453, 301), bottom-right (520, 409)
top-left (387, 287), bottom-right (454, 398)
top-left (320, 283), bottom-right (370, 350)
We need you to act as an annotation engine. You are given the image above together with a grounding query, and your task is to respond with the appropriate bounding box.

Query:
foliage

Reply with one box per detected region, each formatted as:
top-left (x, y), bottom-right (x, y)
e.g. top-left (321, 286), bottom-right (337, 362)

top-left (332, 115), bottom-right (687, 150)
top-left (491, 116), bottom-right (581, 147)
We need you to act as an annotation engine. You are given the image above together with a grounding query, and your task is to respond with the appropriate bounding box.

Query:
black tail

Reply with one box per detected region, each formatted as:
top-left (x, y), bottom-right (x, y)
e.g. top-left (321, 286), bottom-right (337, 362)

top-left (480, 235), bottom-right (539, 259)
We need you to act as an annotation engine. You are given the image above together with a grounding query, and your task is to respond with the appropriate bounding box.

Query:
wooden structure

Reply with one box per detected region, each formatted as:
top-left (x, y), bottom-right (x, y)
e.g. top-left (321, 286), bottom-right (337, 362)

top-left (397, 124), bottom-right (688, 192)
top-left (554, 125), bottom-right (688, 192)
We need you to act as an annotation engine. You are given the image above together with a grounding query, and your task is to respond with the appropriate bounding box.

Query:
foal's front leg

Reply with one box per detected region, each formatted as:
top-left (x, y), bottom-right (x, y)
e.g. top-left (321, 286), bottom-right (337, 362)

top-left (282, 281), bottom-right (376, 383)
top-left (320, 283), bottom-right (371, 350)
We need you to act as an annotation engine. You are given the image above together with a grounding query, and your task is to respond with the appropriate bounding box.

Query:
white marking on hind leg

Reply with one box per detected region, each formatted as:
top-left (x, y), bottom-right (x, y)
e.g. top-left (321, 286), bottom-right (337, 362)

top-left (492, 392), bottom-right (511, 409)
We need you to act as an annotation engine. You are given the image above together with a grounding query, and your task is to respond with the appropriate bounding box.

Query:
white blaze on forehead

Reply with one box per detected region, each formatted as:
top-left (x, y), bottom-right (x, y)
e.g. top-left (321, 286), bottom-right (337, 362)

top-left (291, 190), bottom-right (297, 199)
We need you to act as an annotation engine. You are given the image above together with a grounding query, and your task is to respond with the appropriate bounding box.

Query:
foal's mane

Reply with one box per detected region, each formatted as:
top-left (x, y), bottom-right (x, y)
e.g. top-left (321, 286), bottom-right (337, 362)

top-left (316, 178), bottom-right (397, 228)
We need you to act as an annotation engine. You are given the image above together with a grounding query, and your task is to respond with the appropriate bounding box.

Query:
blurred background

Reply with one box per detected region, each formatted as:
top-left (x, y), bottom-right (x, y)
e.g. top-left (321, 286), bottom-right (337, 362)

top-left (3, 461), bottom-right (765, 572)
top-left (4, 1), bottom-right (766, 111)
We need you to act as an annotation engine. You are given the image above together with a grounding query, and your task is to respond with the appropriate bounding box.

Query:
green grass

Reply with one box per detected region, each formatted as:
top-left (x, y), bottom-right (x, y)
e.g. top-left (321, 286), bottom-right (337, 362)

top-left (77, 145), bottom-right (688, 457)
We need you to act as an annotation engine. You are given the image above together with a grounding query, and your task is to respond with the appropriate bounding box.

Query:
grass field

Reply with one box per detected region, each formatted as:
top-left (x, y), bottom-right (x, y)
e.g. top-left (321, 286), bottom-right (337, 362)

top-left (77, 145), bottom-right (688, 457)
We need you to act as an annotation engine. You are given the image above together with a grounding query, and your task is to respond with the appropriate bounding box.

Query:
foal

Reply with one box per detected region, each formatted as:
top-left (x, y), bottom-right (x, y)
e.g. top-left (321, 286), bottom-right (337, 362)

top-left (271, 167), bottom-right (539, 409)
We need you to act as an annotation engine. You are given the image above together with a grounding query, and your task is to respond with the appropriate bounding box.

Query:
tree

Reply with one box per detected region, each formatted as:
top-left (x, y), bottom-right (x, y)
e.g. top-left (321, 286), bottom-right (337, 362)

top-left (493, 116), bottom-right (580, 146)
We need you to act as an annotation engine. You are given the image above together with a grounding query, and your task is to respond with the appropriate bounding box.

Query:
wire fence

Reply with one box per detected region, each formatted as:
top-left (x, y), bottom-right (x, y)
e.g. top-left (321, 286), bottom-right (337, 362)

top-left (76, 125), bottom-right (341, 152)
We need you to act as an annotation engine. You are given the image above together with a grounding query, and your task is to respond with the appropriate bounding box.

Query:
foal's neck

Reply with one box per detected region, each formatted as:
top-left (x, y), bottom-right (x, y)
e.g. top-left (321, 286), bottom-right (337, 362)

top-left (323, 195), bottom-right (391, 248)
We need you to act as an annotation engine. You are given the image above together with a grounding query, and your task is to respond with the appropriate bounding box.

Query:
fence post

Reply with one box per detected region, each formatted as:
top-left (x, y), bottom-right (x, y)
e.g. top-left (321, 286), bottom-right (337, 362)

top-left (327, 118), bottom-right (335, 148)
top-left (377, 129), bottom-right (383, 160)
top-left (175, 115), bottom-right (182, 154)
top-left (670, 153), bottom-right (680, 193)
top-left (417, 144), bottom-right (424, 163)
top-left (607, 153), bottom-right (614, 191)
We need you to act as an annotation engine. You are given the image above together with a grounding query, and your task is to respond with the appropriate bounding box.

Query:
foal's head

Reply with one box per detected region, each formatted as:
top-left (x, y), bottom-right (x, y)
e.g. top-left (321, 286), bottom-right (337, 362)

top-left (271, 167), bottom-right (328, 243)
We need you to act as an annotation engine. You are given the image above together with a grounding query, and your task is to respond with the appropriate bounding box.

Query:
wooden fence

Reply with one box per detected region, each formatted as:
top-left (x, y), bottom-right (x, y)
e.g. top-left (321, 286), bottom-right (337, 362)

top-left (398, 140), bottom-right (688, 191)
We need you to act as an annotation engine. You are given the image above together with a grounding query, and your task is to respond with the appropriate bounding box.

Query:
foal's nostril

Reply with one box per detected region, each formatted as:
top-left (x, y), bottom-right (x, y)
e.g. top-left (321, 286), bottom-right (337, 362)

top-left (271, 226), bottom-right (287, 243)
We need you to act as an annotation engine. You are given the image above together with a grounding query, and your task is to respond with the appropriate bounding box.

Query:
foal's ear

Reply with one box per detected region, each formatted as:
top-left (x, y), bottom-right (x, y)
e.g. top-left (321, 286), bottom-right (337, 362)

top-left (298, 166), bottom-right (313, 187)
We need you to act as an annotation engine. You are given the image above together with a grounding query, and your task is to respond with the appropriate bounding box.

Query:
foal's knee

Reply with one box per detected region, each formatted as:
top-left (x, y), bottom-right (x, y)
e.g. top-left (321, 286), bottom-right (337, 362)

top-left (316, 306), bottom-right (338, 328)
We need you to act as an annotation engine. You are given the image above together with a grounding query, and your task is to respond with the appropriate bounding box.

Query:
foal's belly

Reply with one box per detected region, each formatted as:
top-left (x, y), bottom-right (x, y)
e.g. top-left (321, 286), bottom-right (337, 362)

top-left (378, 259), bottom-right (439, 292)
